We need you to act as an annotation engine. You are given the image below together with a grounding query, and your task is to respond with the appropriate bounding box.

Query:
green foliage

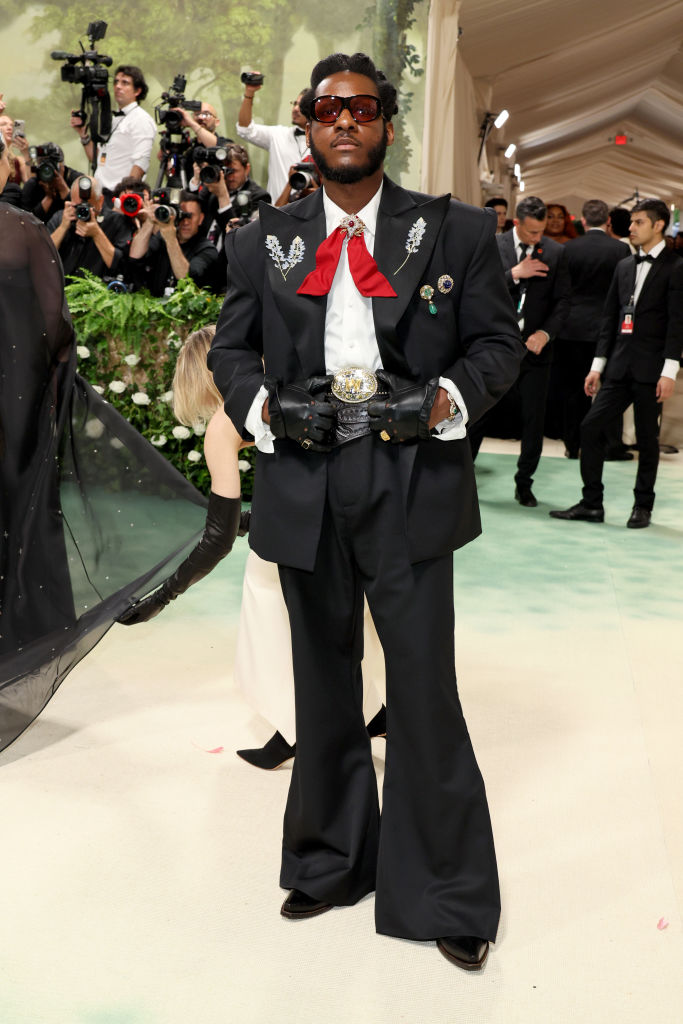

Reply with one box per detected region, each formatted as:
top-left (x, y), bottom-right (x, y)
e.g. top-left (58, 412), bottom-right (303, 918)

top-left (66, 272), bottom-right (242, 498)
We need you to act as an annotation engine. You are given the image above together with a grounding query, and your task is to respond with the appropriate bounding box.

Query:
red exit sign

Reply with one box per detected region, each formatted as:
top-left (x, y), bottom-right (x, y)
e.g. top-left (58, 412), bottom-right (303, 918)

top-left (615, 134), bottom-right (628, 145)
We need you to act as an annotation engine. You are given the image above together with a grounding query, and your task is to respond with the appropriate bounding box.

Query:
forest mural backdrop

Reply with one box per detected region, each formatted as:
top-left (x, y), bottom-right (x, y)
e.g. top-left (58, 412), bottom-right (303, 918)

top-left (0, 1), bottom-right (429, 190)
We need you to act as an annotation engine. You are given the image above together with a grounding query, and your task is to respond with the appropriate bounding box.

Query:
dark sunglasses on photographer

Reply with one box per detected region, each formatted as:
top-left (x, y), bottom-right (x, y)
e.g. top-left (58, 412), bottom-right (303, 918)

top-left (310, 95), bottom-right (382, 124)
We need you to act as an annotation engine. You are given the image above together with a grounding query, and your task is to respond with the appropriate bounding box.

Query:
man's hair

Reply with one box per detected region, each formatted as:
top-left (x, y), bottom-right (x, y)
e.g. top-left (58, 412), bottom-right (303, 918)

top-left (632, 198), bottom-right (670, 231)
top-left (485, 197), bottom-right (508, 210)
top-left (516, 196), bottom-right (546, 222)
top-left (299, 52), bottom-right (398, 121)
top-left (180, 190), bottom-right (202, 209)
top-left (115, 65), bottom-right (148, 102)
top-left (225, 144), bottom-right (249, 168)
top-left (114, 175), bottom-right (149, 197)
top-left (582, 199), bottom-right (609, 227)
top-left (608, 207), bottom-right (630, 238)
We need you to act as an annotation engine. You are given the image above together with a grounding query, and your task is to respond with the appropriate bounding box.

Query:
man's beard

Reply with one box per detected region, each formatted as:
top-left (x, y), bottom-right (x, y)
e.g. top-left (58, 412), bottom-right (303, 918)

top-left (310, 127), bottom-right (388, 185)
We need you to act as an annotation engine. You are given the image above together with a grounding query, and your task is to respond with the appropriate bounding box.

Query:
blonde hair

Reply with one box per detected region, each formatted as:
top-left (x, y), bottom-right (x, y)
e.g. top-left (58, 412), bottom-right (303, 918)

top-left (172, 324), bottom-right (223, 427)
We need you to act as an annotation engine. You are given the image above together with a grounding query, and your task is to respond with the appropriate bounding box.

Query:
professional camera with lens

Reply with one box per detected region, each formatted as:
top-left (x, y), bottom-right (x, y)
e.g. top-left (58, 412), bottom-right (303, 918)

top-left (118, 192), bottom-right (144, 217)
top-left (289, 162), bottom-right (320, 191)
top-left (74, 176), bottom-right (93, 221)
top-left (29, 143), bottom-right (63, 184)
top-left (151, 186), bottom-right (188, 224)
top-left (193, 144), bottom-right (229, 184)
top-left (231, 190), bottom-right (255, 227)
top-left (155, 74), bottom-right (202, 133)
top-left (240, 71), bottom-right (264, 87)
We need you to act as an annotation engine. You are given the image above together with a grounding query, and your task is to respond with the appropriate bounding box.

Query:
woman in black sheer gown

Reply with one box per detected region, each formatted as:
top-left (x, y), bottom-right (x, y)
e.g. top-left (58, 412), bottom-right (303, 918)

top-left (0, 134), bottom-right (207, 754)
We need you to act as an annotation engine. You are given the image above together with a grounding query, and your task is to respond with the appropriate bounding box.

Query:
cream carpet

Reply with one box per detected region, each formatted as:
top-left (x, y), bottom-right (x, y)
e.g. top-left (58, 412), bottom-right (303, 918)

top-left (1, 440), bottom-right (681, 1024)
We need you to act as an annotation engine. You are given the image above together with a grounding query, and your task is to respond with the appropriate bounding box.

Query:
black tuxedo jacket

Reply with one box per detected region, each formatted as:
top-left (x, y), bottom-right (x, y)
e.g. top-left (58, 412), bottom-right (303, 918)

top-left (497, 231), bottom-right (570, 365)
top-left (560, 230), bottom-right (630, 342)
top-left (209, 177), bottom-right (524, 570)
top-left (597, 248), bottom-right (683, 383)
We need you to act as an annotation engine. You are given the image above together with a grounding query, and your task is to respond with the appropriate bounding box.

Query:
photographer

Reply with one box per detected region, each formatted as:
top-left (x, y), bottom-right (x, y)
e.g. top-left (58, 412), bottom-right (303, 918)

top-left (127, 190), bottom-right (218, 296)
top-left (193, 143), bottom-right (270, 235)
top-left (236, 75), bottom-right (309, 202)
top-left (174, 102), bottom-right (234, 186)
top-left (71, 65), bottom-right (156, 194)
top-left (22, 144), bottom-right (79, 224)
top-left (273, 160), bottom-right (320, 207)
top-left (0, 114), bottom-right (30, 204)
top-left (48, 174), bottom-right (133, 279)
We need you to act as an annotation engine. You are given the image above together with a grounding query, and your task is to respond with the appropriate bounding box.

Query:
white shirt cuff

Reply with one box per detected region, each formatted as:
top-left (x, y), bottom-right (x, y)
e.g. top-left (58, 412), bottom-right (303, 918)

top-left (245, 385), bottom-right (275, 453)
top-left (591, 357), bottom-right (607, 374)
top-left (662, 359), bottom-right (680, 381)
top-left (432, 377), bottom-right (469, 440)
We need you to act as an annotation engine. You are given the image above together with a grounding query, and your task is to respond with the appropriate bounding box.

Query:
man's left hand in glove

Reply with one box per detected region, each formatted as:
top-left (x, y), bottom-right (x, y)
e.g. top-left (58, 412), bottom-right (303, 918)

top-left (367, 371), bottom-right (441, 443)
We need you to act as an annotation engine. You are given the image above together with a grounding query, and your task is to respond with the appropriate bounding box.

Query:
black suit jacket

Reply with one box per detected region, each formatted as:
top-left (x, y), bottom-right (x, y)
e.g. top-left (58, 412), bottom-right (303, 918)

top-left (209, 177), bottom-right (524, 570)
top-left (597, 248), bottom-right (683, 383)
top-left (497, 231), bottom-right (570, 365)
top-left (560, 230), bottom-right (630, 342)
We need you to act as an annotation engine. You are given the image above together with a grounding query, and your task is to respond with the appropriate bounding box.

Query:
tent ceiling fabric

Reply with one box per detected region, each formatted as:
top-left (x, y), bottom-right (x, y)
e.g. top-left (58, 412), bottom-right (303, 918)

top-left (455, 0), bottom-right (683, 208)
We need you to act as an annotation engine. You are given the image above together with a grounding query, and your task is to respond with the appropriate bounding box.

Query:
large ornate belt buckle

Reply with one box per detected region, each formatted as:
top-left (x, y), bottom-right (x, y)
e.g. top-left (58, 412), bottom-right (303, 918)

top-left (331, 367), bottom-right (378, 404)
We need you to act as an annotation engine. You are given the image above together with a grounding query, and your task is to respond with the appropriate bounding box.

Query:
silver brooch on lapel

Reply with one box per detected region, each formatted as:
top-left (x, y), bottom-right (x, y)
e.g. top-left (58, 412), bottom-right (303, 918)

top-left (394, 217), bottom-right (427, 275)
top-left (265, 234), bottom-right (305, 282)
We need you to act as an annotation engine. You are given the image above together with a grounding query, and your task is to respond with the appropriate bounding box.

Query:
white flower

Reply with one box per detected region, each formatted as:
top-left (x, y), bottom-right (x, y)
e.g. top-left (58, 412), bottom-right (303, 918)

top-left (110, 437), bottom-right (124, 449)
top-left (92, 384), bottom-right (105, 395)
top-left (124, 354), bottom-right (140, 366)
top-left (132, 392), bottom-right (150, 405)
top-left (187, 450), bottom-right (202, 463)
top-left (84, 418), bottom-right (105, 439)
top-left (108, 380), bottom-right (127, 394)
top-left (193, 423), bottom-right (207, 436)
top-left (151, 434), bottom-right (167, 447)
top-left (238, 459), bottom-right (251, 472)
top-left (172, 425), bottom-right (191, 440)
top-left (77, 345), bottom-right (91, 359)
top-left (161, 390), bottom-right (174, 403)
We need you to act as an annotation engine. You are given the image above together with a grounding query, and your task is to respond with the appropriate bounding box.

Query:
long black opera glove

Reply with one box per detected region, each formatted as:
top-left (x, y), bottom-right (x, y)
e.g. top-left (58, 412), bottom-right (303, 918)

top-left (367, 370), bottom-right (440, 443)
top-left (265, 374), bottom-right (334, 452)
top-left (117, 493), bottom-right (242, 625)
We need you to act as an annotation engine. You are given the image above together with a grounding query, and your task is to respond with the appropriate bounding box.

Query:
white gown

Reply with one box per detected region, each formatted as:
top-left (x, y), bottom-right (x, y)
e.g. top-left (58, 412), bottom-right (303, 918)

top-left (234, 550), bottom-right (385, 745)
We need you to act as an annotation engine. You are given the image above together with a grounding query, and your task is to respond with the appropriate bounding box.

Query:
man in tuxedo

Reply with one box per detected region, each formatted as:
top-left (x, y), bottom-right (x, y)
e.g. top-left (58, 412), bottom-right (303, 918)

top-left (209, 51), bottom-right (523, 971)
top-left (550, 199), bottom-right (683, 529)
top-left (468, 196), bottom-right (570, 506)
top-left (553, 199), bottom-right (629, 458)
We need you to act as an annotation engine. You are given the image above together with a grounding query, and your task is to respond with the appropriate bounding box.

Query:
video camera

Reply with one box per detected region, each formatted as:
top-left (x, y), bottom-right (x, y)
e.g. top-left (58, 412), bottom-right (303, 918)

top-left (193, 144), bottom-right (230, 184)
top-left (289, 162), bottom-right (320, 191)
top-left (51, 21), bottom-right (112, 154)
top-left (29, 142), bottom-right (64, 184)
top-left (151, 186), bottom-right (189, 224)
top-left (74, 176), bottom-right (94, 221)
top-left (155, 74), bottom-right (202, 133)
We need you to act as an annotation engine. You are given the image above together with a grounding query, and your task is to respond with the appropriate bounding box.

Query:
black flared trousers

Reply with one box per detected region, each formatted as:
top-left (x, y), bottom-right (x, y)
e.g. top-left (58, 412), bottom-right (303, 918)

top-left (278, 436), bottom-right (500, 941)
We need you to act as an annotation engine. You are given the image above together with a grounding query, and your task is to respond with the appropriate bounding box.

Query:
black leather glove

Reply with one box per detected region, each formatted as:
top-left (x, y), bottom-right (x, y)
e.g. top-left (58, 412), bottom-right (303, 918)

top-left (265, 375), bottom-right (335, 452)
top-left (118, 493), bottom-right (242, 625)
top-left (367, 371), bottom-right (440, 443)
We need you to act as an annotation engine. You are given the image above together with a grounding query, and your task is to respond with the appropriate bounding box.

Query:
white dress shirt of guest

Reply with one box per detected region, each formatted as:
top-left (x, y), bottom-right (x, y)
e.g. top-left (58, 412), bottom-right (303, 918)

top-left (236, 84), bottom-right (310, 203)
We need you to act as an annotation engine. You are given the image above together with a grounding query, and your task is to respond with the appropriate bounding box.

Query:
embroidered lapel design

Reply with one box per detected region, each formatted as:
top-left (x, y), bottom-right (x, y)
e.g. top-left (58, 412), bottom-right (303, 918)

top-left (265, 233), bottom-right (306, 282)
top-left (394, 217), bottom-right (427, 275)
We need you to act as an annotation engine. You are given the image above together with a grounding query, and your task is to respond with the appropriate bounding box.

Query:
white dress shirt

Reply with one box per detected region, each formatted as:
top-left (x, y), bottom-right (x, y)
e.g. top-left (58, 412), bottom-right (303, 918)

top-left (245, 183), bottom-right (468, 451)
top-left (95, 102), bottom-right (157, 192)
top-left (235, 120), bottom-right (310, 203)
top-left (590, 240), bottom-right (678, 380)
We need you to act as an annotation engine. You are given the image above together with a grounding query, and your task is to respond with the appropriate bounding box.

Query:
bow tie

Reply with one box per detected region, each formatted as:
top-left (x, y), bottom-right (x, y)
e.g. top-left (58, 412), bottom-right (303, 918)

top-left (297, 215), bottom-right (397, 298)
top-left (112, 110), bottom-right (126, 118)
top-left (634, 253), bottom-right (654, 264)
top-left (294, 127), bottom-right (306, 137)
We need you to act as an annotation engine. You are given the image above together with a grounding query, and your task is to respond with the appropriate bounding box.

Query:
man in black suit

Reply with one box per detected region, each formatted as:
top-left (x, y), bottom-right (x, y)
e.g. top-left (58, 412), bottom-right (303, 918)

top-left (208, 52), bottom-right (523, 970)
top-left (550, 199), bottom-right (683, 529)
top-left (469, 196), bottom-right (570, 506)
top-left (554, 199), bottom-right (628, 458)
